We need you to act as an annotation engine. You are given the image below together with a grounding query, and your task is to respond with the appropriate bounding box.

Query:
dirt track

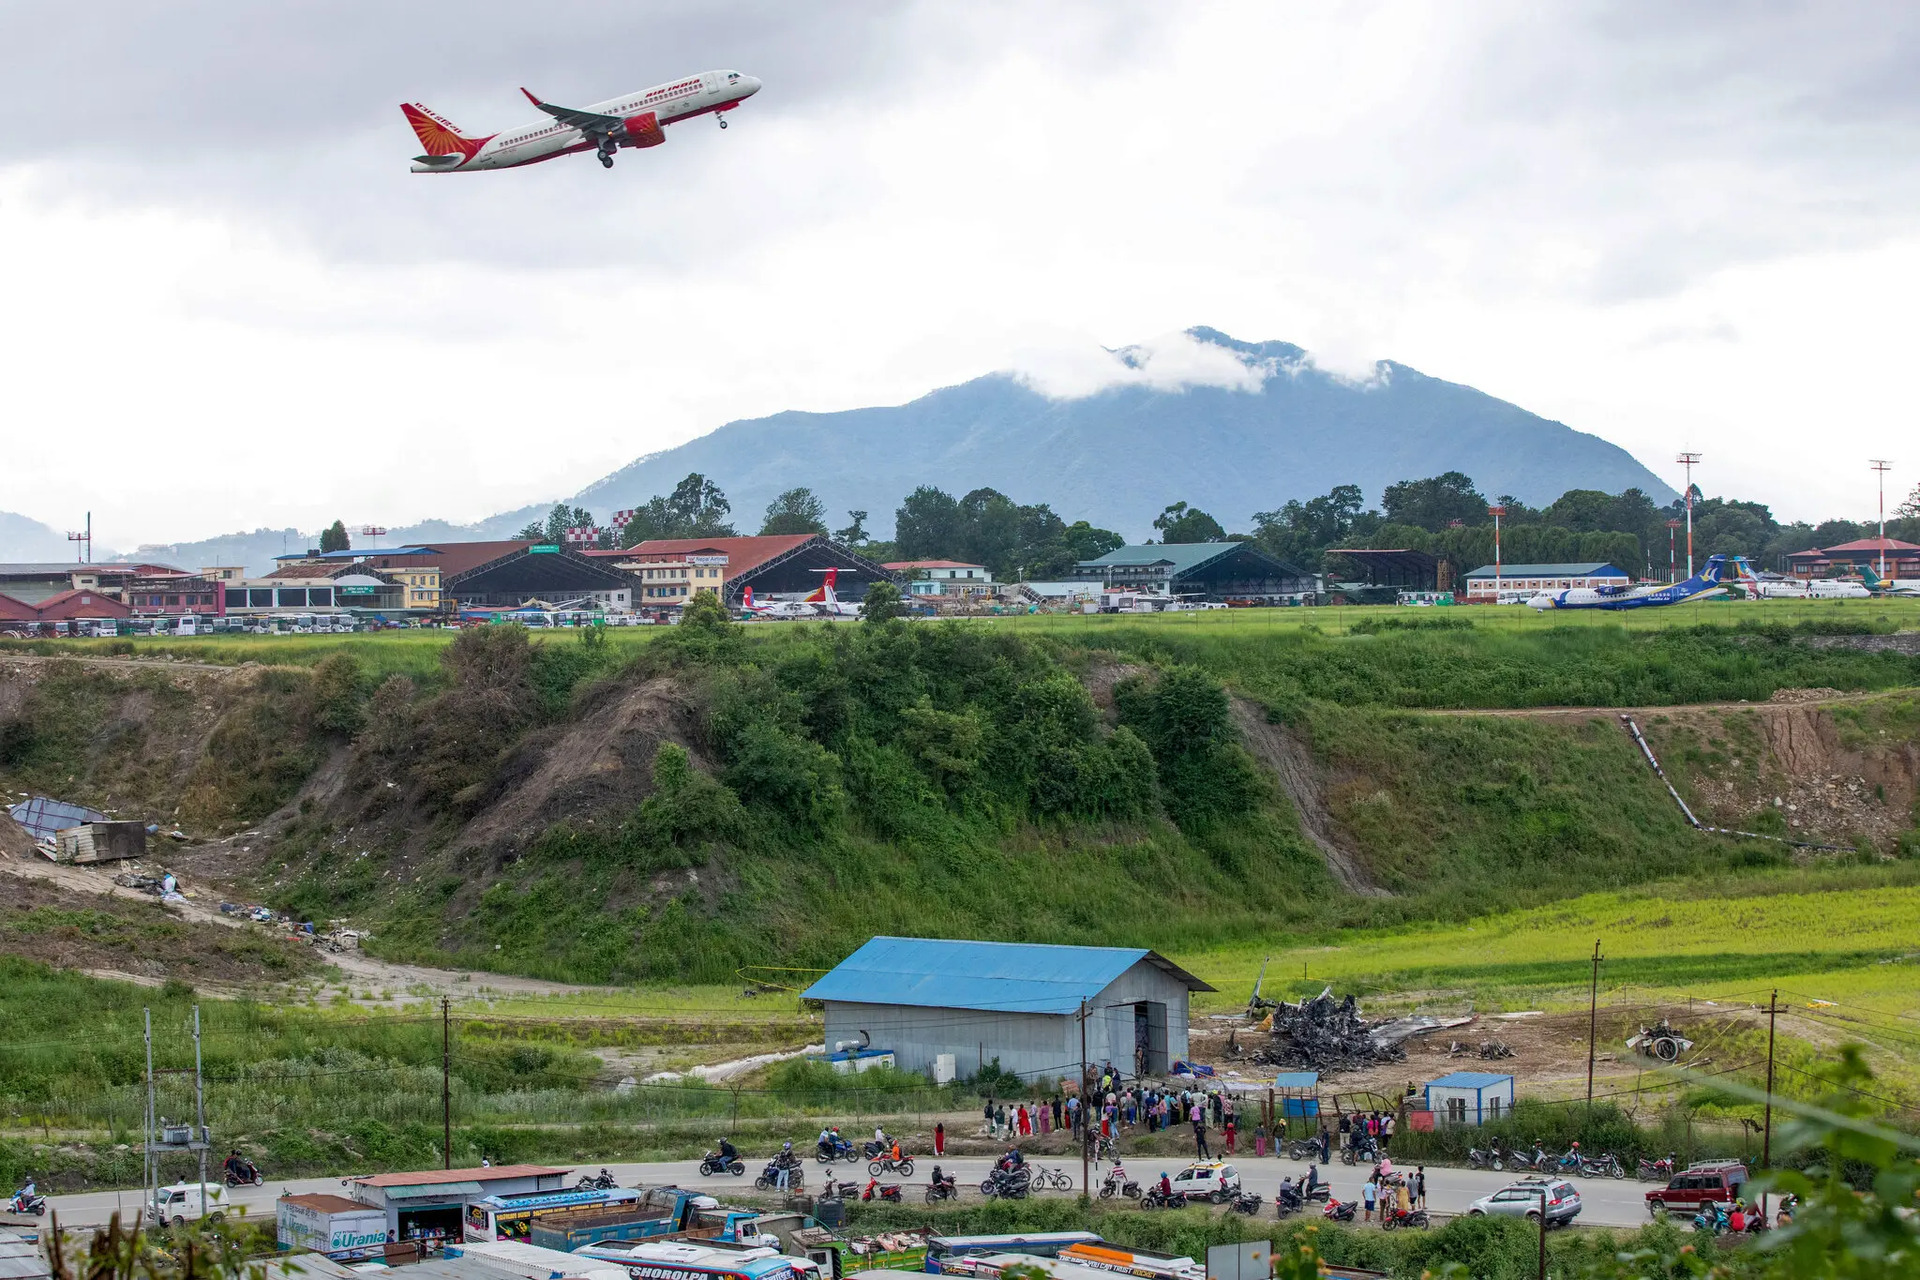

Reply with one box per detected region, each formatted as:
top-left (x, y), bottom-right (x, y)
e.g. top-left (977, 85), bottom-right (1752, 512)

top-left (0, 651), bottom-right (243, 674)
top-left (1410, 688), bottom-right (1899, 718)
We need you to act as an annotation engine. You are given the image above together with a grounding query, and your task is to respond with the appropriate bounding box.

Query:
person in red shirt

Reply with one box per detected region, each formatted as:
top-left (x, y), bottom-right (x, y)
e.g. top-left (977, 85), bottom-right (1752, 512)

top-left (934, 1122), bottom-right (945, 1156)
top-left (1728, 1202), bottom-right (1747, 1233)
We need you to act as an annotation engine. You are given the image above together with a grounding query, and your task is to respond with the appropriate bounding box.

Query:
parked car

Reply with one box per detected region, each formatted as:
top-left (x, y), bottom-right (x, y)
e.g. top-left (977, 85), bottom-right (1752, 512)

top-left (1467, 1177), bottom-right (1582, 1226)
top-left (1645, 1161), bottom-right (1749, 1218)
top-left (149, 1182), bottom-right (227, 1226)
top-left (1168, 1162), bottom-right (1242, 1204)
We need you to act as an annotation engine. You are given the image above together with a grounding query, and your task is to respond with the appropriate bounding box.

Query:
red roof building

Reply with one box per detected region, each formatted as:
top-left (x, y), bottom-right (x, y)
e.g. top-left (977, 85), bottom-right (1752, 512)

top-left (589, 534), bottom-right (899, 604)
top-left (1786, 537), bottom-right (1920, 579)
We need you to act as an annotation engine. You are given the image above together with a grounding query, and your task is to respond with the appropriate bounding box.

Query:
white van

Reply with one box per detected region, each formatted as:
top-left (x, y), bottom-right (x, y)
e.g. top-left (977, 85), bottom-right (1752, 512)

top-left (149, 1181), bottom-right (228, 1225)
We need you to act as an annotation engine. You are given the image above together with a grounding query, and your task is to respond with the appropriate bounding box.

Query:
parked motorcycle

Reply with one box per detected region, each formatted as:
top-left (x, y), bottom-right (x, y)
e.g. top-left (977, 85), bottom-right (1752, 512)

top-left (860, 1179), bottom-right (901, 1203)
top-left (828, 1180), bottom-right (861, 1199)
top-left (980, 1167), bottom-right (1031, 1200)
top-left (1322, 1198), bottom-right (1357, 1223)
top-left (868, 1155), bottom-right (916, 1178)
top-left (575, 1168), bottom-right (618, 1191)
top-left (1692, 1205), bottom-right (1730, 1235)
top-left (925, 1176), bottom-right (959, 1205)
top-left (1097, 1165), bottom-right (1141, 1200)
top-left (1228, 1190), bottom-right (1265, 1215)
top-left (1140, 1186), bottom-right (1188, 1211)
top-left (1467, 1146), bottom-right (1503, 1172)
top-left (1579, 1153), bottom-right (1626, 1180)
top-left (1554, 1144), bottom-right (1585, 1172)
top-left (1341, 1140), bottom-right (1379, 1167)
top-left (6, 1189), bottom-right (46, 1216)
top-left (1380, 1207), bottom-right (1431, 1231)
top-left (815, 1135), bottom-right (856, 1164)
top-left (699, 1150), bottom-right (746, 1177)
top-left (1636, 1155), bottom-right (1676, 1182)
top-left (1285, 1138), bottom-right (1320, 1162)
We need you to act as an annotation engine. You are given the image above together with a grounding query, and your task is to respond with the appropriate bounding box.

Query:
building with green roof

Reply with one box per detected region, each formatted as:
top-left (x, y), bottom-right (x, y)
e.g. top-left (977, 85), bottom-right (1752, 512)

top-left (1072, 542), bottom-right (1315, 602)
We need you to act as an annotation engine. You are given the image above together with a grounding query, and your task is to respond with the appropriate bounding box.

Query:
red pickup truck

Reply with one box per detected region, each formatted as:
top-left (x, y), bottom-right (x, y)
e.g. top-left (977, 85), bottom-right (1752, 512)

top-left (1645, 1161), bottom-right (1750, 1217)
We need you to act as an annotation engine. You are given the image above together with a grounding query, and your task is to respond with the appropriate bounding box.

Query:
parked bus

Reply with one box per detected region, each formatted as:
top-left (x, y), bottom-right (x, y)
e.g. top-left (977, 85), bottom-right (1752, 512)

top-left (575, 1240), bottom-right (818, 1280)
top-left (463, 1186), bottom-right (641, 1243)
top-left (926, 1234), bottom-right (1104, 1271)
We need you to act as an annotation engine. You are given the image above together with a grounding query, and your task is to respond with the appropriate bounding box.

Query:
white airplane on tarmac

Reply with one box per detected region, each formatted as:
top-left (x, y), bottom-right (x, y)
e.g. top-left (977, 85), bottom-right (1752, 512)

top-left (402, 70), bottom-right (761, 173)
top-left (741, 569), bottom-right (861, 620)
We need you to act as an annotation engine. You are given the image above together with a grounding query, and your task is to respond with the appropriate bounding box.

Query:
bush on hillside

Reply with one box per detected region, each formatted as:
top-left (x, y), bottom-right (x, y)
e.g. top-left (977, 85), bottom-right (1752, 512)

top-left (1114, 666), bottom-right (1268, 827)
top-left (634, 742), bottom-right (745, 856)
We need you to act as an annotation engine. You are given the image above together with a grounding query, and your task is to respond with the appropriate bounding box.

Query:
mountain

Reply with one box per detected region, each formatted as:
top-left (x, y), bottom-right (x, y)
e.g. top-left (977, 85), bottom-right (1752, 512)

top-left (0, 510), bottom-right (94, 563)
top-left (570, 328), bottom-right (1675, 539)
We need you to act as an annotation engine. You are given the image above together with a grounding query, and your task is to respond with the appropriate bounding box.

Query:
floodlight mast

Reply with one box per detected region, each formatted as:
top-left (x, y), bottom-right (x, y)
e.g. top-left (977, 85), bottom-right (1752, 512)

top-left (1488, 506), bottom-right (1506, 600)
top-left (1676, 453), bottom-right (1702, 578)
top-left (1870, 461), bottom-right (1892, 578)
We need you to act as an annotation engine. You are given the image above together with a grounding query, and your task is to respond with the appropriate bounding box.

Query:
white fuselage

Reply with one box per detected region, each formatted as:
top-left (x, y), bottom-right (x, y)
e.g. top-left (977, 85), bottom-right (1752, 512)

top-left (1807, 579), bottom-right (1871, 599)
top-left (411, 70), bottom-right (759, 173)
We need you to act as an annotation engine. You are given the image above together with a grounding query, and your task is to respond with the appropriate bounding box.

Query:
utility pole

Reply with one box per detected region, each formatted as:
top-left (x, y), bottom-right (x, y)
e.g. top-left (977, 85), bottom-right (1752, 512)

top-left (1535, 1185), bottom-right (1548, 1280)
top-left (1871, 461), bottom-right (1893, 579)
top-left (1079, 998), bottom-right (1090, 1195)
top-left (144, 1008), bottom-right (155, 1222)
top-left (1587, 940), bottom-right (1603, 1106)
top-left (1763, 990), bottom-right (1778, 1171)
top-left (1666, 519), bottom-right (1680, 584)
top-left (1489, 505), bottom-right (1506, 601)
top-left (442, 996), bottom-right (453, 1170)
top-left (194, 1005), bottom-right (207, 1220)
top-left (1676, 453), bottom-right (1702, 578)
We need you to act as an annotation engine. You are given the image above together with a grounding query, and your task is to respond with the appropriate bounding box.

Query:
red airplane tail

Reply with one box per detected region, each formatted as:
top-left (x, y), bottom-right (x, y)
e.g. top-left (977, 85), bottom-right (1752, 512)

top-left (743, 586), bottom-right (755, 609)
top-left (401, 103), bottom-right (486, 159)
top-left (802, 567), bottom-right (839, 603)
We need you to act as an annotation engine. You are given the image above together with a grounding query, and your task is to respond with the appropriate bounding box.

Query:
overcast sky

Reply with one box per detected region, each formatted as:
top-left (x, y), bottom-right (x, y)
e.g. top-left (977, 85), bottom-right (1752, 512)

top-left (3, 1), bottom-right (1917, 545)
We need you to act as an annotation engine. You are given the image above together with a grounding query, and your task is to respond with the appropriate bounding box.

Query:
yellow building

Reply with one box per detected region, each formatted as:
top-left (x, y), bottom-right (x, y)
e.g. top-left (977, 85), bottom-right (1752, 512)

top-left (619, 550), bottom-right (730, 606)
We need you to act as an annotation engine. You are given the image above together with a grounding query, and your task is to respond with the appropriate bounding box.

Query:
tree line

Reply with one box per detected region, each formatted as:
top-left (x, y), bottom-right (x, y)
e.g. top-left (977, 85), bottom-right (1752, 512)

top-left (498, 468), bottom-right (1920, 584)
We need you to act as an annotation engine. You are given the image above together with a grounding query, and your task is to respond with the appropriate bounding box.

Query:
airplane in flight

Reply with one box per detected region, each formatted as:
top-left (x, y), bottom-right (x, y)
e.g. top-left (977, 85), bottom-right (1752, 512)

top-left (403, 70), bottom-right (761, 173)
top-left (1527, 554), bottom-right (1732, 610)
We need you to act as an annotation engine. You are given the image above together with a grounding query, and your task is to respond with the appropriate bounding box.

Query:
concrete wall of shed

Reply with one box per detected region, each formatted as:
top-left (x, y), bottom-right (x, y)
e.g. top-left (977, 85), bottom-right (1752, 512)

top-left (821, 959), bottom-right (1192, 1084)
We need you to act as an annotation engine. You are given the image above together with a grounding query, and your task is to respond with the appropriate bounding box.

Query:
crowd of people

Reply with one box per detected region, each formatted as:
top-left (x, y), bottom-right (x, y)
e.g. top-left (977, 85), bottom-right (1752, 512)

top-left (981, 1064), bottom-right (1258, 1160)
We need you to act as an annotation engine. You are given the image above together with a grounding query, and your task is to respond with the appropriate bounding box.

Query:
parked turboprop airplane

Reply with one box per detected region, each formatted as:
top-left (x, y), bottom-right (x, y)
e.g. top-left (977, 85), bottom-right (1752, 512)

top-left (740, 569), bottom-right (861, 620)
top-left (1528, 555), bottom-right (1730, 610)
top-left (1807, 577), bottom-right (1873, 599)
top-left (1859, 565), bottom-right (1920, 597)
top-left (403, 70), bottom-right (760, 173)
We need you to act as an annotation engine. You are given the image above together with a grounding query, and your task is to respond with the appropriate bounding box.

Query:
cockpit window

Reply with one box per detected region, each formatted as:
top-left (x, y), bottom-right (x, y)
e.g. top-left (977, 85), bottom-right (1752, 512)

top-left (727, 73), bottom-right (740, 83)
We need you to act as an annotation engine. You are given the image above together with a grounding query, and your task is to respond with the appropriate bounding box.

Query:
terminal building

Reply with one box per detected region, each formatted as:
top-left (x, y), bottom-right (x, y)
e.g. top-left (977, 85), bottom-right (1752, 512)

top-left (1462, 561), bottom-right (1631, 601)
top-left (589, 534), bottom-right (898, 606)
top-left (803, 936), bottom-right (1213, 1082)
top-left (1786, 536), bottom-right (1920, 580)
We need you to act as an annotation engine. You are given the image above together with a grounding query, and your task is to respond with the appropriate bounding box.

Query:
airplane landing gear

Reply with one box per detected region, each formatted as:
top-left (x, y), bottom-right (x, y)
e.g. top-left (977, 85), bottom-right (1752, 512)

top-left (717, 116), bottom-right (728, 129)
top-left (599, 154), bottom-right (614, 168)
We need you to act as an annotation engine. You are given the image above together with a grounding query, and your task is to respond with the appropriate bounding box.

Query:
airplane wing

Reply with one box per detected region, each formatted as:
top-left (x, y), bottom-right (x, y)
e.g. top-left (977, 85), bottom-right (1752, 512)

top-left (520, 88), bottom-right (622, 132)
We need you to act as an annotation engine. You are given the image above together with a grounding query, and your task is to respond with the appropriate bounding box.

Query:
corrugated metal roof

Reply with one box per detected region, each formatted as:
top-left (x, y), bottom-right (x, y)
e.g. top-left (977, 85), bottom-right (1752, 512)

top-left (1426, 1071), bottom-right (1513, 1089)
top-left (1076, 543), bottom-right (1239, 575)
top-left (1462, 563), bottom-right (1623, 578)
top-left (354, 1164), bottom-right (563, 1188)
top-left (8, 796), bottom-right (108, 839)
top-left (620, 535), bottom-right (819, 579)
top-left (803, 936), bottom-right (1211, 1014)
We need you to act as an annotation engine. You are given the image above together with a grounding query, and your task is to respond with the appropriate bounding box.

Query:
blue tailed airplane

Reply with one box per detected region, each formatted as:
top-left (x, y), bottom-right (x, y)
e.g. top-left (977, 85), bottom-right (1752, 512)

top-left (1527, 554), bottom-right (1729, 611)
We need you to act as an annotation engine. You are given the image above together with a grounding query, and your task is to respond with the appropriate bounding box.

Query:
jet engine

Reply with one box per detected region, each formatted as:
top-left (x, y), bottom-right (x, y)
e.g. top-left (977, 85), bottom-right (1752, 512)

top-left (621, 112), bottom-right (666, 148)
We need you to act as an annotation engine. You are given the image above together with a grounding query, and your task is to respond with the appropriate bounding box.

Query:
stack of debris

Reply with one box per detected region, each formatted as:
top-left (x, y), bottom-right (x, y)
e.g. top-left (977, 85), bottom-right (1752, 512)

top-left (1252, 986), bottom-right (1407, 1072)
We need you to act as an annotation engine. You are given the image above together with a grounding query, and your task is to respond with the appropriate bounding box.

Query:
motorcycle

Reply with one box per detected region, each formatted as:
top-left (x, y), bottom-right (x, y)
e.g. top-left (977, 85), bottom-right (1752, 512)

top-left (222, 1160), bottom-right (264, 1188)
top-left (1274, 1188), bottom-right (1303, 1218)
top-left (862, 1136), bottom-right (892, 1159)
top-left (1692, 1204), bottom-right (1730, 1235)
top-left (1554, 1145), bottom-right (1584, 1173)
top-left (6, 1189), bottom-right (46, 1216)
top-left (1322, 1198), bottom-right (1358, 1223)
top-left (1380, 1207), bottom-right (1430, 1231)
top-left (1636, 1155), bottom-right (1676, 1182)
top-left (860, 1179), bottom-right (901, 1203)
top-left (816, 1135), bottom-right (856, 1164)
top-left (1285, 1138), bottom-right (1320, 1161)
top-left (1228, 1190), bottom-right (1265, 1215)
top-left (868, 1154), bottom-right (916, 1178)
top-left (575, 1168), bottom-right (618, 1191)
top-left (1097, 1165), bottom-right (1141, 1200)
top-left (1140, 1186), bottom-right (1188, 1211)
top-left (980, 1168), bottom-right (1031, 1200)
top-left (1579, 1153), bottom-right (1626, 1180)
top-left (753, 1160), bottom-right (805, 1192)
top-left (827, 1180), bottom-right (861, 1199)
top-left (925, 1176), bottom-right (959, 1205)
top-left (1341, 1140), bottom-right (1379, 1167)
top-left (699, 1150), bottom-right (746, 1177)
top-left (1467, 1146), bottom-right (1503, 1172)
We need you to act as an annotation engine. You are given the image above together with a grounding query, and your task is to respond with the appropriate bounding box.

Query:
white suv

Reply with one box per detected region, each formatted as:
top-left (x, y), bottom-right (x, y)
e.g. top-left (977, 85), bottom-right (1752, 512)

top-left (1169, 1162), bottom-right (1242, 1203)
top-left (1467, 1177), bottom-right (1582, 1226)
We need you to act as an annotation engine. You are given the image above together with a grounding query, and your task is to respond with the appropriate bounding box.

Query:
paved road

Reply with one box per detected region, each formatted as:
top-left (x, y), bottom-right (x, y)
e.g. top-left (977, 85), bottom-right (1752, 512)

top-left (40, 1153), bottom-right (1652, 1232)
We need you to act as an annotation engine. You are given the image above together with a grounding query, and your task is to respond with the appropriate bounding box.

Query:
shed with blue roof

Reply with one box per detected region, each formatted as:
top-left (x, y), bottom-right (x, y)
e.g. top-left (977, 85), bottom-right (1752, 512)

top-left (1424, 1071), bottom-right (1515, 1126)
top-left (802, 937), bottom-right (1213, 1083)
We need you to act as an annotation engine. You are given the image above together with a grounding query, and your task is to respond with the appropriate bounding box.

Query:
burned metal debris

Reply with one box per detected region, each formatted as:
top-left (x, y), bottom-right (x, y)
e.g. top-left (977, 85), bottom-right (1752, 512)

top-left (1251, 986), bottom-right (1407, 1072)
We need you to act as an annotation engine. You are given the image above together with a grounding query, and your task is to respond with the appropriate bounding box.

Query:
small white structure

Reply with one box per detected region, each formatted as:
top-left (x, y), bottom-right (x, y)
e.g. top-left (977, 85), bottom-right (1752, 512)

top-left (1424, 1071), bottom-right (1515, 1126)
top-left (277, 1193), bottom-right (390, 1256)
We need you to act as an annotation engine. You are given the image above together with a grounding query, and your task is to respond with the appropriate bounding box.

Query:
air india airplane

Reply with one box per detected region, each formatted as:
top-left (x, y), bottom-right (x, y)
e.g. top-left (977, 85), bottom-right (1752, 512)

top-left (403, 70), bottom-right (761, 173)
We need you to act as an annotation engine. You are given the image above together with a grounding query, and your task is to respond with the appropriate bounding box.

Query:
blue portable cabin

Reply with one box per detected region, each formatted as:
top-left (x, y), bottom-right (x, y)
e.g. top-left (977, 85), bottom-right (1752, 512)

top-left (1272, 1072), bottom-right (1320, 1117)
top-left (1423, 1071), bottom-right (1515, 1126)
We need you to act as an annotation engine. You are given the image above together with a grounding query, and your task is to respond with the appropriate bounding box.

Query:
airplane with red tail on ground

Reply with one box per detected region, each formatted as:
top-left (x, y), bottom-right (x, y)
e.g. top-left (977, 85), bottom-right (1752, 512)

top-left (403, 70), bottom-right (760, 173)
top-left (742, 569), bottom-right (862, 620)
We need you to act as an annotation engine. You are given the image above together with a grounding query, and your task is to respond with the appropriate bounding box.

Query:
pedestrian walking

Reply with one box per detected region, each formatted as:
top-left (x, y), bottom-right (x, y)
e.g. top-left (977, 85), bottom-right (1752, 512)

top-left (1254, 1122), bottom-right (1267, 1158)
top-left (1362, 1176), bottom-right (1377, 1223)
top-left (1224, 1116), bottom-right (1236, 1154)
top-left (934, 1122), bottom-right (945, 1156)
